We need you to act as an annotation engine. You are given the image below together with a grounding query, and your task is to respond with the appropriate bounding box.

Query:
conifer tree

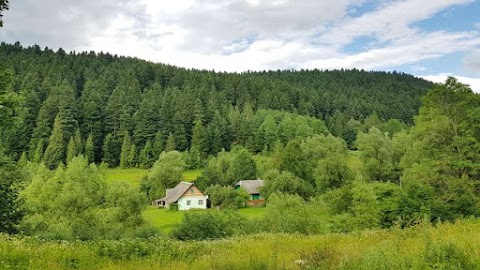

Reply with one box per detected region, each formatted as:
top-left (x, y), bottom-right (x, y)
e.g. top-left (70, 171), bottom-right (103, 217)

top-left (66, 136), bottom-right (77, 164)
top-left (139, 140), bottom-right (153, 168)
top-left (120, 133), bottom-right (132, 168)
top-left (74, 129), bottom-right (83, 155)
top-left (165, 133), bottom-right (176, 152)
top-left (85, 133), bottom-right (95, 164)
top-left (152, 131), bottom-right (164, 159)
top-left (191, 120), bottom-right (208, 158)
top-left (43, 114), bottom-right (67, 168)
top-left (102, 133), bottom-right (119, 167)
top-left (127, 143), bottom-right (136, 167)
top-left (32, 139), bottom-right (45, 163)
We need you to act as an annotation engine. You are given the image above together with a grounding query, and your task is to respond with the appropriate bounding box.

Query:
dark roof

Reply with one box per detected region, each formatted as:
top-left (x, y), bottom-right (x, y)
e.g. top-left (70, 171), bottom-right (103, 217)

top-left (158, 182), bottom-right (195, 204)
top-left (235, 180), bottom-right (264, 195)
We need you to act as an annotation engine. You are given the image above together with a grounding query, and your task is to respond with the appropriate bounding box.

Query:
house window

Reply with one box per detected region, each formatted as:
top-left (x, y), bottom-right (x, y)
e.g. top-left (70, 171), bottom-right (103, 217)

top-left (190, 188), bottom-right (194, 194)
top-left (187, 200), bottom-right (191, 206)
top-left (198, 200), bottom-right (203, 205)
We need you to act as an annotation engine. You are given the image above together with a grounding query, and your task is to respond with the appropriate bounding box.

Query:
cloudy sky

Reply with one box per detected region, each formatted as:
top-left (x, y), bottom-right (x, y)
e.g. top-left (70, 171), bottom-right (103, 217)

top-left (1, 0), bottom-right (479, 90)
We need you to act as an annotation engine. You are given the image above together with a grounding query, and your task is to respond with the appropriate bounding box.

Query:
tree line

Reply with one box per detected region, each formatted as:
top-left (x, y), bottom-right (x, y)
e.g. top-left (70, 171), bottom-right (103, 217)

top-left (0, 42), bottom-right (432, 168)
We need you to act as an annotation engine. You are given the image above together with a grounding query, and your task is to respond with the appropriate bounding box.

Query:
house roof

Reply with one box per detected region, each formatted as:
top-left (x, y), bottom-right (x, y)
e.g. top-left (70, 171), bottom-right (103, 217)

top-left (235, 180), bottom-right (264, 195)
top-left (158, 182), bottom-right (196, 204)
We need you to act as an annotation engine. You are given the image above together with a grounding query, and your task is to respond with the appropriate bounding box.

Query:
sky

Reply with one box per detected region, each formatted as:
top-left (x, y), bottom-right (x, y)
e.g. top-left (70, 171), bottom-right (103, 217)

top-left (1, 0), bottom-right (480, 91)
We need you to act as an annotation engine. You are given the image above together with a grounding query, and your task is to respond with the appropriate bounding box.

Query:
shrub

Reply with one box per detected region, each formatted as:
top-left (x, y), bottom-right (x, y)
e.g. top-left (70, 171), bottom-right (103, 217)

top-left (173, 210), bottom-right (245, 240)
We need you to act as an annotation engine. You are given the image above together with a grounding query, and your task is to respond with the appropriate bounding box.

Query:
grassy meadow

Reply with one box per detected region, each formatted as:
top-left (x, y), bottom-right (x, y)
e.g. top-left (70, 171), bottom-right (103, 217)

top-left (346, 150), bottom-right (362, 176)
top-left (143, 207), bottom-right (267, 234)
top-left (103, 168), bottom-right (203, 187)
top-left (2, 218), bottom-right (480, 270)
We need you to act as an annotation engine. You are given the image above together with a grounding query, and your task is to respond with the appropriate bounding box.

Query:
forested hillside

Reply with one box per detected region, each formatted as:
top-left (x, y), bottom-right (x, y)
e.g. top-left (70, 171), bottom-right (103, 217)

top-left (0, 42), bottom-right (432, 167)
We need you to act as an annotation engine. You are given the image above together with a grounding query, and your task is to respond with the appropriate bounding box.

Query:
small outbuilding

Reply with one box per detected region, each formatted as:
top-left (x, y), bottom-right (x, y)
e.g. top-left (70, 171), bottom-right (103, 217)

top-left (154, 182), bottom-right (208, 211)
top-left (234, 180), bottom-right (265, 207)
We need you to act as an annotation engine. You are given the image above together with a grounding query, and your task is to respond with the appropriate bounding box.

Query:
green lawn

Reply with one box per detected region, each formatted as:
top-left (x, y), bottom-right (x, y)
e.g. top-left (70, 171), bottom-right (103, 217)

top-left (143, 207), bottom-right (267, 234)
top-left (238, 207), bottom-right (267, 219)
top-left (103, 168), bottom-right (203, 186)
top-left (182, 169), bottom-right (203, 182)
top-left (104, 168), bottom-right (147, 187)
top-left (143, 208), bottom-right (185, 234)
top-left (347, 150), bottom-right (363, 176)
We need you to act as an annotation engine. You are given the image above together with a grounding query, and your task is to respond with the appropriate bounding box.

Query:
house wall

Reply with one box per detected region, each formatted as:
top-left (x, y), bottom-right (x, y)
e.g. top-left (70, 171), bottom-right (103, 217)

top-left (178, 195), bottom-right (207, 210)
top-left (181, 185), bottom-right (204, 197)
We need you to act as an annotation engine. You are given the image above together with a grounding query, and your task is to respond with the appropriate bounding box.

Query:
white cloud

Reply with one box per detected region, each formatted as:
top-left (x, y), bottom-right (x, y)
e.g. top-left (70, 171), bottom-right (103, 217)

top-left (306, 31), bottom-right (480, 70)
top-left (0, 0), bottom-right (478, 76)
top-left (421, 73), bottom-right (480, 92)
top-left (463, 49), bottom-right (480, 73)
top-left (318, 0), bottom-right (473, 47)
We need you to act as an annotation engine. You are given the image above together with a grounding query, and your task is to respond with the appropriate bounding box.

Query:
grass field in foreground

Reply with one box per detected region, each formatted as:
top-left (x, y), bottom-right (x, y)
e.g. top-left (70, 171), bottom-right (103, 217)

top-left (143, 207), bottom-right (267, 233)
top-left (3, 218), bottom-right (480, 269)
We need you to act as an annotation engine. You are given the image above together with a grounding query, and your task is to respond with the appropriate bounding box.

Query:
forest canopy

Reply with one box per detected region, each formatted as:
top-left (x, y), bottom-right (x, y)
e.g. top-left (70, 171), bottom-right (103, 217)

top-left (0, 42), bottom-right (432, 166)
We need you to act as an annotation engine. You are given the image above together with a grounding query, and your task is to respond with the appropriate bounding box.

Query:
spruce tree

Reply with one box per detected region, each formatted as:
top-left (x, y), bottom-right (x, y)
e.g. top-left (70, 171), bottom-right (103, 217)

top-left (165, 133), bottom-right (176, 152)
top-left (139, 140), bottom-right (153, 168)
top-left (43, 114), bottom-right (66, 168)
top-left (120, 133), bottom-right (132, 168)
top-left (191, 120), bottom-right (208, 158)
top-left (66, 136), bottom-right (77, 164)
top-left (127, 143), bottom-right (136, 167)
top-left (32, 139), bottom-right (45, 163)
top-left (102, 133), bottom-right (119, 167)
top-left (85, 133), bottom-right (95, 164)
top-left (152, 131), bottom-right (164, 159)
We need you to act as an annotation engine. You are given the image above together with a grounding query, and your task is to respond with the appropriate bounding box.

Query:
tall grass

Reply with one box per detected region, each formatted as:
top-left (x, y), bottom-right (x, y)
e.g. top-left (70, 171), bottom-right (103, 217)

top-left (2, 218), bottom-right (480, 269)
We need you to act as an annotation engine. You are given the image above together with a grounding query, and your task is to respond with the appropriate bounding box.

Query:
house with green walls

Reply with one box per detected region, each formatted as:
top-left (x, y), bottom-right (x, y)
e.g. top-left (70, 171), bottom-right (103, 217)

top-left (234, 180), bottom-right (265, 207)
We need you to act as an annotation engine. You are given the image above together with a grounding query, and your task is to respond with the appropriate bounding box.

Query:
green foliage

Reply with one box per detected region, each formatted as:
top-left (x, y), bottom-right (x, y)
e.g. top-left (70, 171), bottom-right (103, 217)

top-left (196, 150), bottom-right (232, 190)
top-left (262, 193), bottom-right (328, 234)
top-left (102, 133), bottom-right (119, 167)
top-left (0, 151), bottom-right (24, 234)
top-left (323, 181), bottom-right (404, 232)
top-left (190, 120), bottom-right (208, 158)
top-left (280, 139), bottom-right (307, 180)
top-left (165, 133), bottom-right (176, 152)
top-left (0, 66), bottom-right (20, 128)
top-left (227, 147), bottom-right (256, 181)
top-left (0, 43), bottom-right (433, 165)
top-left (66, 132), bottom-right (83, 164)
top-left (262, 169), bottom-right (313, 199)
top-left (120, 133), bottom-right (132, 168)
top-left (315, 154), bottom-right (353, 193)
top-left (173, 210), bottom-right (245, 240)
top-left (20, 156), bottom-right (149, 240)
top-left (205, 185), bottom-right (249, 209)
top-left (84, 133), bottom-right (95, 164)
top-left (138, 139), bottom-right (154, 168)
top-left (3, 219), bottom-right (480, 269)
top-left (43, 114), bottom-right (67, 169)
top-left (356, 127), bottom-right (398, 182)
top-left (0, 0), bottom-right (8, 27)
top-left (141, 151), bottom-right (185, 201)
top-left (400, 78), bottom-right (480, 222)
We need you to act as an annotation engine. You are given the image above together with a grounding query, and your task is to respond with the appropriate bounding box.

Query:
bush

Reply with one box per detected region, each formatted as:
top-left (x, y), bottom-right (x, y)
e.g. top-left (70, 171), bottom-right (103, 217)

top-left (262, 193), bottom-right (328, 234)
top-left (205, 185), bottom-right (249, 209)
top-left (173, 210), bottom-right (245, 240)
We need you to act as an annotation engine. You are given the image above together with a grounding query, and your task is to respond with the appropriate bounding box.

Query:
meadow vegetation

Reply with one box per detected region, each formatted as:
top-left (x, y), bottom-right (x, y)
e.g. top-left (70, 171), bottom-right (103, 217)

top-left (2, 219), bottom-right (480, 269)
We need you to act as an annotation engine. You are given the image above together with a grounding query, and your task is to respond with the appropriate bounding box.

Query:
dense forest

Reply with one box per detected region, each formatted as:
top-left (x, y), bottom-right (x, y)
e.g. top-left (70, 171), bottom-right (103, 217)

top-left (0, 42), bottom-right (432, 167)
